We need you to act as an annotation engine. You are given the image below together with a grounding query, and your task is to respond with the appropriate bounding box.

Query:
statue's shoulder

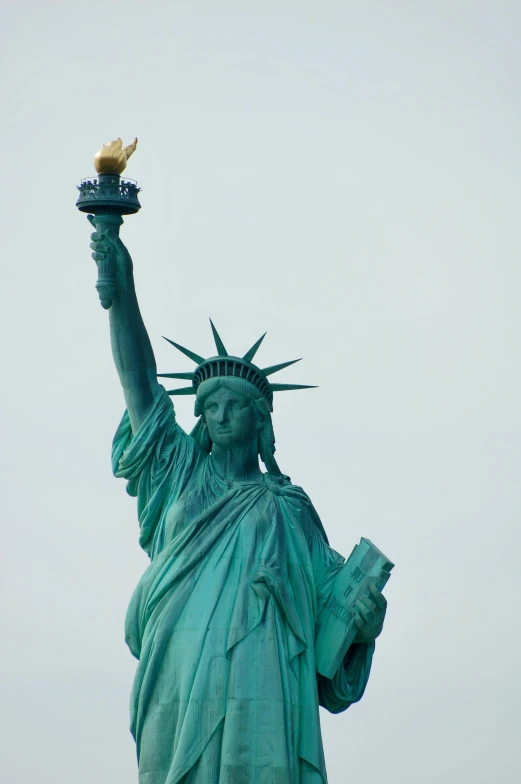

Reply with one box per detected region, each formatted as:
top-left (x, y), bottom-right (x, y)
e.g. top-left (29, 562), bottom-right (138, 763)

top-left (263, 474), bottom-right (329, 545)
top-left (263, 473), bottom-right (308, 502)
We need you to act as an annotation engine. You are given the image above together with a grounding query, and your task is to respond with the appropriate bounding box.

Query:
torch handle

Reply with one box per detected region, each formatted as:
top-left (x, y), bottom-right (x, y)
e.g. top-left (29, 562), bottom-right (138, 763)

top-left (88, 213), bottom-right (124, 310)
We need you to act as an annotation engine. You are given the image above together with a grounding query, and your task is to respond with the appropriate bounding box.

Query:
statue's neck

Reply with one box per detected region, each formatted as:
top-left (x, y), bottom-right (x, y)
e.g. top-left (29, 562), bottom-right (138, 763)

top-left (210, 442), bottom-right (263, 484)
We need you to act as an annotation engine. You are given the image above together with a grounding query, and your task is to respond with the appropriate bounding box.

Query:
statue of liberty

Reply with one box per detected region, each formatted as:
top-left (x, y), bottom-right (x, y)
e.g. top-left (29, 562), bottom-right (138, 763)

top-left (84, 140), bottom-right (389, 784)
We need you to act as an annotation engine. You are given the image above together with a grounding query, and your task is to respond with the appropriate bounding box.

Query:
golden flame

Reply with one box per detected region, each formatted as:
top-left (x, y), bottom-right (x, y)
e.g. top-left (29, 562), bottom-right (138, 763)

top-left (94, 137), bottom-right (138, 174)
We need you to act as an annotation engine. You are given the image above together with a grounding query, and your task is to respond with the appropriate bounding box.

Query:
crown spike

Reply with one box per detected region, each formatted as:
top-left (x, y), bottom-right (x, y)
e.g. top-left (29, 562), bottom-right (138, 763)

top-left (270, 383), bottom-right (317, 392)
top-left (209, 319), bottom-right (228, 357)
top-left (166, 386), bottom-right (197, 396)
top-left (162, 336), bottom-right (205, 364)
top-left (243, 332), bottom-right (267, 363)
top-left (262, 358), bottom-right (302, 377)
top-left (157, 372), bottom-right (195, 380)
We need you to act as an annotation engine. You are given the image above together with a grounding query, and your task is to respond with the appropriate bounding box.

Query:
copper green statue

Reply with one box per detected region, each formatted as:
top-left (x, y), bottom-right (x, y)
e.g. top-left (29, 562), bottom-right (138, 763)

top-left (79, 139), bottom-right (393, 784)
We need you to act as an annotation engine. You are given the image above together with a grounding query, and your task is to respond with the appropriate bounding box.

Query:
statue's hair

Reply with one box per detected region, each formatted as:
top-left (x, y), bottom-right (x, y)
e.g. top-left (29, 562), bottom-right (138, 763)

top-left (190, 377), bottom-right (282, 476)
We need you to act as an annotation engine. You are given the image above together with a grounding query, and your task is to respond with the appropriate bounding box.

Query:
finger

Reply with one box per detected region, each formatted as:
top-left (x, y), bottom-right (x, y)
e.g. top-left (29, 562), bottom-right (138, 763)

top-left (358, 595), bottom-right (377, 614)
top-left (92, 251), bottom-right (107, 262)
top-left (369, 583), bottom-right (387, 610)
top-left (90, 241), bottom-right (109, 252)
top-left (90, 231), bottom-right (105, 242)
top-left (353, 613), bottom-right (364, 630)
top-left (354, 601), bottom-right (375, 624)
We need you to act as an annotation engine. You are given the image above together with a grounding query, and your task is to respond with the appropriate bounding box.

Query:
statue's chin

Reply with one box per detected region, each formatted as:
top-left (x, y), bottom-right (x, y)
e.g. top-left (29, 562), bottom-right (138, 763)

top-left (212, 439), bottom-right (241, 451)
top-left (210, 433), bottom-right (254, 451)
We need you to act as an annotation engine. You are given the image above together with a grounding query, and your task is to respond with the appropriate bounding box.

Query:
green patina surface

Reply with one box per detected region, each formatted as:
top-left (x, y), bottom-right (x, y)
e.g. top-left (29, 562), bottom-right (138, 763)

top-left (85, 214), bottom-right (389, 784)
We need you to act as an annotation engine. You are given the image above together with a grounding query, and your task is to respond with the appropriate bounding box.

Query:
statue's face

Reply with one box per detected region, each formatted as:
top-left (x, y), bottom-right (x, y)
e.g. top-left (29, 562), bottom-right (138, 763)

top-left (203, 387), bottom-right (258, 450)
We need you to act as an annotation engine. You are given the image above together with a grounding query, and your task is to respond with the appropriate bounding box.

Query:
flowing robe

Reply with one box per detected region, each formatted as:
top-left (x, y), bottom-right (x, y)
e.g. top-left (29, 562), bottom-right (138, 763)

top-left (112, 389), bottom-right (375, 784)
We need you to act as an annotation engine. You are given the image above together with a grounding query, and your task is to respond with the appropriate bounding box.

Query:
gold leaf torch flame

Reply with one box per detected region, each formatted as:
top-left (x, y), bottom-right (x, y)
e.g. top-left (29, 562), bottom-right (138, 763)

top-left (94, 137), bottom-right (138, 174)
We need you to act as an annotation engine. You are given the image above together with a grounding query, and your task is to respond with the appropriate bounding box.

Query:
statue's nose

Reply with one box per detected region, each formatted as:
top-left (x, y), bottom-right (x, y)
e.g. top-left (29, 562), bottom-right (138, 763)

top-left (217, 406), bottom-right (228, 423)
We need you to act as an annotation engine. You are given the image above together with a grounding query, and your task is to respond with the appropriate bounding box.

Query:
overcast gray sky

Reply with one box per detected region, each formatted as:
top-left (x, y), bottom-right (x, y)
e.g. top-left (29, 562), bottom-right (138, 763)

top-left (1, 1), bottom-right (520, 782)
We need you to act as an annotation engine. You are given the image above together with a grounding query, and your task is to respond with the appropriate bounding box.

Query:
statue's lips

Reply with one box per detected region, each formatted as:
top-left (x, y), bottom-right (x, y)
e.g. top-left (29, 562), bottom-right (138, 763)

top-left (216, 427), bottom-right (236, 438)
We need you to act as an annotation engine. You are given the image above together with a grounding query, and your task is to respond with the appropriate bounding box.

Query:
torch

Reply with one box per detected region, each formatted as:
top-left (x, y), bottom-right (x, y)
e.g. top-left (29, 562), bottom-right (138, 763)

top-left (76, 138), bottom-right (141, 309)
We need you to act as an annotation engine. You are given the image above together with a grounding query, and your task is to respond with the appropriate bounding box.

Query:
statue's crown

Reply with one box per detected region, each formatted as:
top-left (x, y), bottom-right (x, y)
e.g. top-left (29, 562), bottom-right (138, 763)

top-left (158, 320), bottom-right (315, 408)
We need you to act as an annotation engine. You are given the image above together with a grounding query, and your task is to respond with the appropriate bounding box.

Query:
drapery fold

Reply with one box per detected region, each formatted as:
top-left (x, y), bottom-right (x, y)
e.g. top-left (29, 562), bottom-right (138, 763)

top-left (113, 388), bottom-right (375, 783)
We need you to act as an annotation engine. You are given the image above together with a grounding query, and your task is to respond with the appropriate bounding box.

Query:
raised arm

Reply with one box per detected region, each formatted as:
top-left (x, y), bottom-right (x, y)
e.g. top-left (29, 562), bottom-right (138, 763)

top-left (90, 227), bottom-right (160, 431)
